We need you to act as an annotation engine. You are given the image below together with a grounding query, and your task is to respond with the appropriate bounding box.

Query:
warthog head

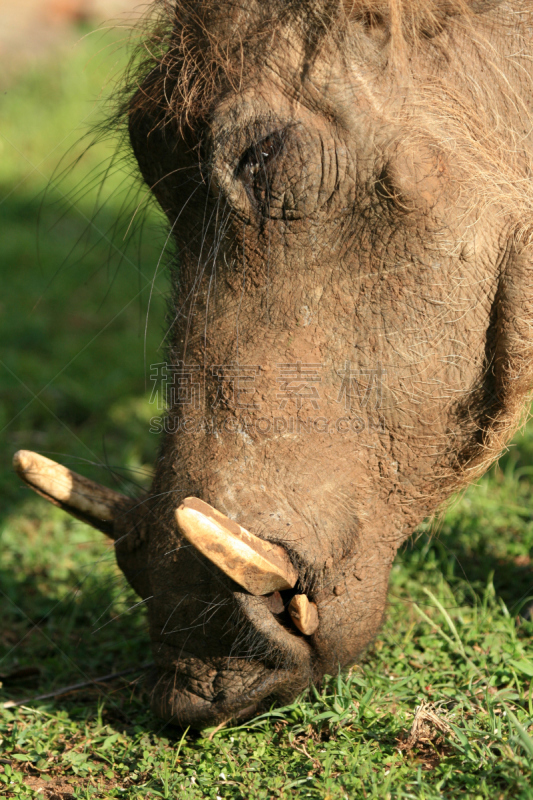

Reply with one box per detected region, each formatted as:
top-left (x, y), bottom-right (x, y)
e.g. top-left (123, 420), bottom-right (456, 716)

top-left (16, 0), bottom-right (533, 727)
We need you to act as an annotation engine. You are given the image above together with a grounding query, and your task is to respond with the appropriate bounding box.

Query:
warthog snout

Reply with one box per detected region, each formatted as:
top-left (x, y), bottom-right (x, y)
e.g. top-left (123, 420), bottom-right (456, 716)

top-left (14, 451), bottom-right (330, 726)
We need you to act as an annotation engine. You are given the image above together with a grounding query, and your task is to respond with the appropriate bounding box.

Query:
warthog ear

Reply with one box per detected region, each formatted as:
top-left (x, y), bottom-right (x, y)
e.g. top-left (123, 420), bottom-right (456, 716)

top-left (458, 243), bottom-right (533, 478)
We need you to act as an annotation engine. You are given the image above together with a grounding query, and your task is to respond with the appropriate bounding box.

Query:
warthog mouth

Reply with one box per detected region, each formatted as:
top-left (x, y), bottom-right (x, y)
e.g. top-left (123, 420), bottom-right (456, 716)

top-left (13, 450), bottom-right (319, 727)
top-left (151, 661), bottom-right (286, 728)
top-left (147, 518), bottom-right (318, 726)
top-left (150, 548), bottom-right (318, 725)
top-left (150, 632), bottom-right (312, 728)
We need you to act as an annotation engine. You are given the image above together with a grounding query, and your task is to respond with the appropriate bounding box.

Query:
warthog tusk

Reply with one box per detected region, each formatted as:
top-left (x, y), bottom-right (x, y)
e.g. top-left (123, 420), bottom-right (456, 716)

top-left (267, 590), bottom-right (285, 615)
top-left (175, 497), bottom-right (299, 596)
top-left (13, 450), bottom-right (127, 536)
top-left (288, 594), bottom-right (319, 636)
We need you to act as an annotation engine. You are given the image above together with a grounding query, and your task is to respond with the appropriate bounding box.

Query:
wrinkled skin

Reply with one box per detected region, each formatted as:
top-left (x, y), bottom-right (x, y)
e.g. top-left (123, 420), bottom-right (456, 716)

top-left (114, 0), bottom-right (533, 727)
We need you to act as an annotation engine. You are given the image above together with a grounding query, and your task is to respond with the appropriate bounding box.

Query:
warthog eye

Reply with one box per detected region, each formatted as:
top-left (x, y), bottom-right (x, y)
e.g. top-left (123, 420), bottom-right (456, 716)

top-left (237, 130), bottom-right (285, 208)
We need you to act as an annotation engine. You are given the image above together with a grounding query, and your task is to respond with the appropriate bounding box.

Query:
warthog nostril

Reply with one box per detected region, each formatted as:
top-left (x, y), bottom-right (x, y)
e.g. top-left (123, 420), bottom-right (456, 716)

top-left (175, 497), bottom-right (299, 595)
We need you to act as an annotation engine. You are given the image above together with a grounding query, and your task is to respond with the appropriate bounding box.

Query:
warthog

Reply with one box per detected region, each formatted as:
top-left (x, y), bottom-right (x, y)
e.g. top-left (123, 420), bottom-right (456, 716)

top-left (15, 0), bottom-right (533, 728)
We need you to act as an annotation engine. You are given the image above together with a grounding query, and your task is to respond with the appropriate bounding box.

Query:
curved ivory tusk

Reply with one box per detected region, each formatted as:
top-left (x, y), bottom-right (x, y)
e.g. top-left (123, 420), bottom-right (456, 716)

top-left (13, 450), bottom-right (127, 535)
top-left (288, 594), bottom-right (319, 636)
top-left (175, 497), bottom-right (298, 596)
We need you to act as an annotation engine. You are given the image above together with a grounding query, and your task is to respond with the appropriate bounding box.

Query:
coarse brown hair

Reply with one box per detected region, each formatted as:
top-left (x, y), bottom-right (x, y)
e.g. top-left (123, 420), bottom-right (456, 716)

top-left (123, 0), bottom-right (533, 479)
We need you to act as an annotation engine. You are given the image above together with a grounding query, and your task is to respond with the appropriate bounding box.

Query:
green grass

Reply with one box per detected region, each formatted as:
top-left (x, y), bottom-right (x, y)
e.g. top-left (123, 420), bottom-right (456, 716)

top-left (1, 23), bottom-right (533, 800)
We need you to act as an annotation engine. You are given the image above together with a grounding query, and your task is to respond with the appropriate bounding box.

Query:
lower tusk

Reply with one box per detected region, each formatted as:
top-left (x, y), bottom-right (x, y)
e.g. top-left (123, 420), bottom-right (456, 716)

top-left (288, 594), bottom-right (319, 636)
top-left (175, 497), bottom-right (298, 596)
top-left (13, 450), bottom-right (127, 536)
top-left (267, 591), bottom-right (285, 615)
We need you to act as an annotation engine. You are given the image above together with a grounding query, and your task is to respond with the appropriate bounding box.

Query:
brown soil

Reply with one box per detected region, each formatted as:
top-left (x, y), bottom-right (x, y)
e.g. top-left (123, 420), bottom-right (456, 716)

top-left (22, 771), bottom-right (123, 799)
top-left (23, 773), bottom-right (76, 799)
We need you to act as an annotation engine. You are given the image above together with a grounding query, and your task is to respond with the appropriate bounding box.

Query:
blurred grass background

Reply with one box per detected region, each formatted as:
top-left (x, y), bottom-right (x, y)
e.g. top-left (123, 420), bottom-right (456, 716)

top-left (0, 21), bottom-right (166, 499)
top-left (0, 16), bottom-right (164, 734)
top-left (1, 13), bottom-right (533, 800)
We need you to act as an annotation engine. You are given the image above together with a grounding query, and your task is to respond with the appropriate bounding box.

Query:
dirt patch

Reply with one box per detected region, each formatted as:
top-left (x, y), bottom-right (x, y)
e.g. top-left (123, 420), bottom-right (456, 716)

top-left (22, 772), bottom-right (127, 799)
top-left (398, 702), bottom-right (455, 769)
top-left (23, 774), bottom-right (76, 799)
